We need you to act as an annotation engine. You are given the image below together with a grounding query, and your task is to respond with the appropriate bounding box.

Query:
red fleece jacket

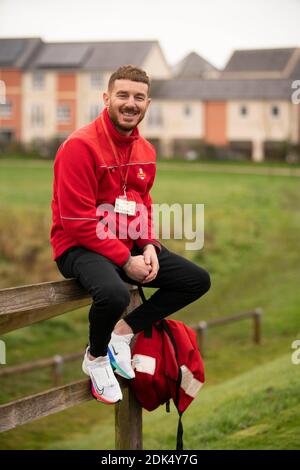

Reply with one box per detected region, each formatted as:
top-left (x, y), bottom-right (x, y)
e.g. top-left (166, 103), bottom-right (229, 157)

top-left (50, 109), bottom-right (161, 266)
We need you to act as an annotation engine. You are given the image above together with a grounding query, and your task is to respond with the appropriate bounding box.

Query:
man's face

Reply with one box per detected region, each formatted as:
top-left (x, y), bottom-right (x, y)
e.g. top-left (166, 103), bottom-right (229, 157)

top-left (103, 79), bottom-right (151, 134)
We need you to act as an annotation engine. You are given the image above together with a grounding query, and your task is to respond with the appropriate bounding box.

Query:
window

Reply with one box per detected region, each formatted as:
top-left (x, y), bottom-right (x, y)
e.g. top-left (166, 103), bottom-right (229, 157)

top-left (90, 103), bottom-right (102, 120)
top-left (0, 100), bottom-right (12, 118)
top-left (90, 72), bottom-right (104, 89)
top-left (0, 129), bottom-right (14, 143)
top-left (147, 104), bottom-right (163, 127)
top-left (183, 104), bottom-right (192, 116)
top-left (31, 105), bottom-right (44, 127)
top-left (240, 105), bottom-right (248, 117)
top-left (271, 105), bottom-right (280, 117)
top-left (0, 80), bottom-right (6, 104)
top-left (32, 72), bottom-right (45, 90)
top-left (57, 104), bottom-right (71, 123)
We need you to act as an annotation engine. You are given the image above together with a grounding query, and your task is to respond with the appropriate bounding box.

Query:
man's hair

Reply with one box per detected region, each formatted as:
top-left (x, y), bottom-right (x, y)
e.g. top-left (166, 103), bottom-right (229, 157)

top-left (108, 65), bottom-right (150, 93)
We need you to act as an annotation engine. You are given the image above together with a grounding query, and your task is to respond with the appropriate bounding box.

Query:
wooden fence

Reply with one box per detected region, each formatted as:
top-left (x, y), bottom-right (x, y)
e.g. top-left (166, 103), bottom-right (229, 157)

top-left (192, 308), bottom-right (263, 356)
top-left (0, 307), bottom-right (263, 388)
top-left (0, 278), bottom-right (263, 449)
top-left (0, 350), bottom-right (83, 387)
top-left (0, 279), bottom-right (142, 450)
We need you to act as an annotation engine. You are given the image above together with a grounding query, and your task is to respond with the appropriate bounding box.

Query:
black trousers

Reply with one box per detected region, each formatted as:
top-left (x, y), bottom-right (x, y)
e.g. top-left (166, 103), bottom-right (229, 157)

top-left (56, 244), bottom-right (211, 357)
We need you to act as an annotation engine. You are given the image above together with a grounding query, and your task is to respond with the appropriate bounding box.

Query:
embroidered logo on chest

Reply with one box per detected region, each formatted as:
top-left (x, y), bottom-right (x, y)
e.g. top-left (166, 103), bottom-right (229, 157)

top-left (137, 167), bottom-right (146, 180)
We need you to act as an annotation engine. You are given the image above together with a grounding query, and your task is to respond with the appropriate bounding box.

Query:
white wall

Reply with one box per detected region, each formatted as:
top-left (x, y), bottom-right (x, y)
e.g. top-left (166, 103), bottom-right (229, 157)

top-left (142, 44), bottom-right (171, 79)
top-left (76, 71), bottom-right (110, 128)
top-left (227, 100), bottom-right (295, 142)
top-left (22, 71), bottom-right (56, 142)
top-left (141, 100), bottom-right (203, 139)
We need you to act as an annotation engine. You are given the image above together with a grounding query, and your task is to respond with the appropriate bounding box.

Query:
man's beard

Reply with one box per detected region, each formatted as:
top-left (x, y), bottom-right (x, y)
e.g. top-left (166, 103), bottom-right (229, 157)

top-left (108, 107), bottom-right (144, 133)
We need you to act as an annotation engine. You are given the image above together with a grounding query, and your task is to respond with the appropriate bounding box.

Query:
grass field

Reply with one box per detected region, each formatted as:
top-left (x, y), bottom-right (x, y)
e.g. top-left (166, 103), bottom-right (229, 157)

top-left (0, 158), bottom-right (299, 449)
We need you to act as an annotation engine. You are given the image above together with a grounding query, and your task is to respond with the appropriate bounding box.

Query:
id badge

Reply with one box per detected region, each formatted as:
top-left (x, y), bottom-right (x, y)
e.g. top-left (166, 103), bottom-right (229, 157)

top-left (114, 196), bottom-right (136, 216)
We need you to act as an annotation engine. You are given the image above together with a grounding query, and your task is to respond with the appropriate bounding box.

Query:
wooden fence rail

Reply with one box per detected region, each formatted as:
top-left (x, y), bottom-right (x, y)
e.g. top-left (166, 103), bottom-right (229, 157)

top-left (0, 379), bottom-right (91, 432)
top-left (0, 351), bottom-right (83, 386)
top-left (192, 308), bottom-right (263, 355)
top-left (0, 308), bottom-right (263, 385)
top-left (0, 279), bottom-right (142, 449)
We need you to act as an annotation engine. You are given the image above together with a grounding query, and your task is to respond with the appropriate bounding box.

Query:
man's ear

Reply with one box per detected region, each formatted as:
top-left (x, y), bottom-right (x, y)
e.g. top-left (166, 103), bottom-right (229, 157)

top-left (103, 91), bottom-right (110, 108)
top-left (146, 97), bottom-right (151, 111)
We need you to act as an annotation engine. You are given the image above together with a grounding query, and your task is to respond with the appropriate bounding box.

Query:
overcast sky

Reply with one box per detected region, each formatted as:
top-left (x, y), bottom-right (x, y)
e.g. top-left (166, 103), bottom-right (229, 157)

top-left (1, 0), bottom-right (300, 68)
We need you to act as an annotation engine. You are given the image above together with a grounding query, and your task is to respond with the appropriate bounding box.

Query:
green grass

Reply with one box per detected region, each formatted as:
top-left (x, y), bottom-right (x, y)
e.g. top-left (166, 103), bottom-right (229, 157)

top-left (1, 354), bottom-right (298, 450)
top-left (142, 354), bottom-right (300, 450)
top-left (0, 159), bottom-right (53, 209)
top-left (0, 158), bottom-right (299, 449)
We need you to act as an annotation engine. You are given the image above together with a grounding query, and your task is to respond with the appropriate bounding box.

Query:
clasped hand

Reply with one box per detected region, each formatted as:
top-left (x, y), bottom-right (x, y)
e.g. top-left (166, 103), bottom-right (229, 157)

top-left (123, 244), bottom-right (159, 284)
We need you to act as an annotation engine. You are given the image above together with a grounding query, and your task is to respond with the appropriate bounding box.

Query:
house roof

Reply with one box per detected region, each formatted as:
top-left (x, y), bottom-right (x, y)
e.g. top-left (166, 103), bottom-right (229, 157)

top-left (28, 40), bottom-right (157, 70)
top-left (289, 56), bottom-right (300, 79)
top-left (0, 37), bottom-right (158, 70)
top-left (82, 41), bottom-right (156, 70)
top-left (173, 51), bottom-right (218, 78)
top-left (0, 38), bottom-right (42, 67)
top-left (223, 48), bottom-right (297, 75)
top-left (151, 78), bottom-right (293, 100)
top-left (29, 43), bottom-right (92, 68)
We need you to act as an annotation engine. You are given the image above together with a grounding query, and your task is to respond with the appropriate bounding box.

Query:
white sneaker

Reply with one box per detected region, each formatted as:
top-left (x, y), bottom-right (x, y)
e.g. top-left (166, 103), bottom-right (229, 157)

top-left (108, 332), bottom-right (135, 379)
top-left (82, 348), bottom-right (123, 404)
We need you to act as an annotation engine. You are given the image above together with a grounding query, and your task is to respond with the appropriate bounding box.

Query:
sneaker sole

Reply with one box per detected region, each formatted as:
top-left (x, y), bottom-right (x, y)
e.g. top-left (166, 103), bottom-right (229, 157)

top-left (90, 381), bottom-right (122, 405)
top-left (108, 347), bottom-right (135, 380)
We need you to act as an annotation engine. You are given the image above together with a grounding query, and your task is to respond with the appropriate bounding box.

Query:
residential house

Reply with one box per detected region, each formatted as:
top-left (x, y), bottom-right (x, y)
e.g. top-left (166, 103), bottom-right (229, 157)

top-left (1, 39), bottom-right (299, 161)
top-left (0, 38), bottom-right (170, 143)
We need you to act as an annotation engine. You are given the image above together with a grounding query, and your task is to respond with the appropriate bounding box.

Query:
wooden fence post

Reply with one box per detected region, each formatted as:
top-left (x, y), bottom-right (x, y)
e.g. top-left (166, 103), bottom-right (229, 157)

top-left (52, 355), bottom-right (63, 387)
top-left (253, 308), bottom-right (262, 345)
top-left (197, 321), bottom-right (207, 357)
top-left (115, 288), bottom-right (143, 450)
top-left (115, 380), bottom-right (143, 450)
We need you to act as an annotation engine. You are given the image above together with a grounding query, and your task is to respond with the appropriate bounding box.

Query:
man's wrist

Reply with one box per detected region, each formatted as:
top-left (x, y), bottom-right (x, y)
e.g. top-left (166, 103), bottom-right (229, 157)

top-left (122, 255), bottom-right (133, 269)
top-left (143, 243), bottom-right (155, 252)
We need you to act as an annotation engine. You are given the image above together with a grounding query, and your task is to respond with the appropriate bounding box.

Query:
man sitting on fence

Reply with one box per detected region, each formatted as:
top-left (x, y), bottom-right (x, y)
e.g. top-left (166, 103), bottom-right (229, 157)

top-left (50, 65), bottom-right (211, 405)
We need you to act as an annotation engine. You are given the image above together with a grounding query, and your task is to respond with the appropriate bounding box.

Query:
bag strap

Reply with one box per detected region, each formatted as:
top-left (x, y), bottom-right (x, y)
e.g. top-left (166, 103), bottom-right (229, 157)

top-left (138, 285), bottom-right (147, 304)
top-left (138, 286), bottom-right (184, 450)
top-left (138, 286), bottom-right (152, 338)
top-left (161, 320), bottom-right (184, 450)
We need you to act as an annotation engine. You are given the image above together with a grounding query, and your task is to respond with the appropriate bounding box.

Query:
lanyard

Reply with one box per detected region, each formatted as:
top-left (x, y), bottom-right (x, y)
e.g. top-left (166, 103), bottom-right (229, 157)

top-left (101, 113), bottom-right (133, 197)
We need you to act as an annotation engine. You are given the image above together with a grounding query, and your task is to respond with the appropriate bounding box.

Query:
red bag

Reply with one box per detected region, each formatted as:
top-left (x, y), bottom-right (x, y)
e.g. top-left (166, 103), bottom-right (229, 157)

top-left (130, 301), bottom-right (205, 449)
